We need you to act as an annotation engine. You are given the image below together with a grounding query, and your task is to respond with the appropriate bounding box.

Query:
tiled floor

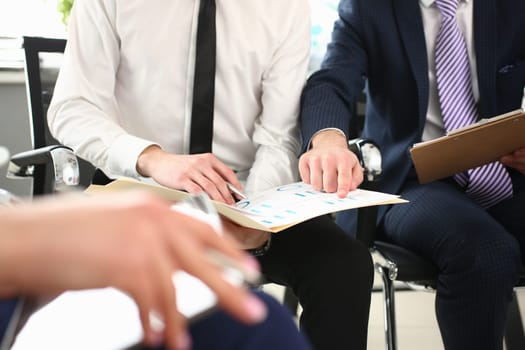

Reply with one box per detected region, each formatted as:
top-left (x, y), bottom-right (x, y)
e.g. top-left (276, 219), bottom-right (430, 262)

top-left (262, 275), bottom-right (525, 350)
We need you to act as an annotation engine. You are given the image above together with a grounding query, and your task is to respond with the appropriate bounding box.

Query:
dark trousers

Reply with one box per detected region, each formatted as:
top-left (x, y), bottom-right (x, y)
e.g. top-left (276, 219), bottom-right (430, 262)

top-left (2, 292), bottom-right (310, 350)
top-left (379, 169), bottom-right (525, 350)
top-left (258, 215), bottom-right (374, 350)
top-left (190, 291), bottom-right (312, 350)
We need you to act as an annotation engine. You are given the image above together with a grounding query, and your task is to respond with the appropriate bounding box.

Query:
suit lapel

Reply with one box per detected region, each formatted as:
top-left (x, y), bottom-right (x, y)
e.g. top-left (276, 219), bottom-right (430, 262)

top-left (473, 0), bottom-right (497, 117)
top-left (393, 0), bottom-right (429, 126)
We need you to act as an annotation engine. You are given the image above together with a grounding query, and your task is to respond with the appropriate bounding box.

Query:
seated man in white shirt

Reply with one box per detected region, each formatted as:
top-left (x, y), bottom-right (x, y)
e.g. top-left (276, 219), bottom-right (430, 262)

top-left (48, 1), bottom-right (374, 348)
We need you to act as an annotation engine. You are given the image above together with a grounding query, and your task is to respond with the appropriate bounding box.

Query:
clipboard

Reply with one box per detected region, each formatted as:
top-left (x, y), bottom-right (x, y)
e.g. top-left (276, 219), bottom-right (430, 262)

top-left (410, 109), bottom-right (525, 184)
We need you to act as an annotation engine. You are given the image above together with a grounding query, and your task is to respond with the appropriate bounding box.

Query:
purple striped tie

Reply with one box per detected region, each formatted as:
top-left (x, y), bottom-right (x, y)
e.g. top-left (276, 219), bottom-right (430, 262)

top-left (434, 0), bottom-right (513, 208)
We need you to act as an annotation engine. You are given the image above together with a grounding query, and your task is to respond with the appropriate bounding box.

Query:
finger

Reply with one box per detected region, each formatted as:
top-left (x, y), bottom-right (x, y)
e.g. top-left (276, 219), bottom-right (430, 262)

top-left (152, 254), bottom-right (191, 350)
top-left (298, 154), bottom-right (311, 184)
top-left (133, 285), bottom-right (162, 348)
top-left (173, 238), bottom-right (266, 324)
top-left (336, 160), bottom-right (352, 198)
top-left (501, 157), bottom-right (519, 167)
top-left (179, 178), bottom-right (206, 195)
top-left (347, 151), bottom-right (364, 190)
top-left (321, 156), bottom-right (339, 193)
top-left (308, 155), bottom-right (323, 191)
top-left (163, 223), bottom-right (264, 323)
top-left (209, 156), bottom-right (242, 189)
top-left (198, 170), bottom-right (236, 205)
top-left (190, 173), bottom-right (227, 203)
top-left (350, 162), bottom-right (364, 190)
top-left (502, 159), bottom-right (525, 174)
top-left (194, 217), bottom-right (261, 273)
top-left (511, 154), bottom-right (525, 165)
top-left (514, 147), bottom-right (525, 155)
top-left (168, 212), bottom-right (259, 275)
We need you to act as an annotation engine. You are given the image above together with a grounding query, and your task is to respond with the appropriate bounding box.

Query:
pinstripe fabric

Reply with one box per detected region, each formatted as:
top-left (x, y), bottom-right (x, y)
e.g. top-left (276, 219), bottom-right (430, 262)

top-left (434, 0), bottom-right (513, 208)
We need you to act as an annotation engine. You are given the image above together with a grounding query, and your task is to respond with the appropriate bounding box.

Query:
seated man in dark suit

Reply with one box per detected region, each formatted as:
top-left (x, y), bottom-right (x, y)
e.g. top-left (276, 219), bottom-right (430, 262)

top-left (299, 0), bottom-right (525, 349)
top-left (0, 192), bottom-right (311, 350)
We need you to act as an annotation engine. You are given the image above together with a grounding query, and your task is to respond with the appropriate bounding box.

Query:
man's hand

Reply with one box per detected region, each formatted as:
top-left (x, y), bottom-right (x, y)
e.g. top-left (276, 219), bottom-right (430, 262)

top-left (0, 193), bottom-right (266, 350)
top-left (299, 129), bottom-right (363, 198)
top-left (137, 145), bottom-right (243, 205)
top-left (501, 147), bottom-right (525, 174)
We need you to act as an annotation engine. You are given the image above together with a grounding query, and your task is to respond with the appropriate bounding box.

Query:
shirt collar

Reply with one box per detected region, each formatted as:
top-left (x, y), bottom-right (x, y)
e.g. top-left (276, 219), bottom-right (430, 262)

top-left (420, 0), bottom-right (469, 8)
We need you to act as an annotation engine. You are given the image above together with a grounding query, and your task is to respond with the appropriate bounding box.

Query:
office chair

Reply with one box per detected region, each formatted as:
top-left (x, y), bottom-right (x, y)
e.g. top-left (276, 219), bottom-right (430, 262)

top-left (22, 36), bottom-right (98, 196)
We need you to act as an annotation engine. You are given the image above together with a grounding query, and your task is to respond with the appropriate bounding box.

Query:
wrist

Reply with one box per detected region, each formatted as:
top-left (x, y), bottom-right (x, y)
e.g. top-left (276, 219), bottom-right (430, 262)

top-left (245, 234), bottom-right (272, 257)
top-left (136, 145), bottom-right (164, 177)
top-left (311, 129), bottom-right (348, 149)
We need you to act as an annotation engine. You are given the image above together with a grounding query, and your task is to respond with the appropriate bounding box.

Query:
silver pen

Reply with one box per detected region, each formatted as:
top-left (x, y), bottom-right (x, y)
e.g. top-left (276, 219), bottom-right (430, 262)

top-left (226, 182), bottom-right (247, 200)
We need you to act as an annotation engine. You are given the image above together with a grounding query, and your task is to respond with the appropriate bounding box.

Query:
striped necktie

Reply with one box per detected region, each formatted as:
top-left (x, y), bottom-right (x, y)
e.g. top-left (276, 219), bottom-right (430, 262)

top-left (434, 0), bottom-right (513, 208)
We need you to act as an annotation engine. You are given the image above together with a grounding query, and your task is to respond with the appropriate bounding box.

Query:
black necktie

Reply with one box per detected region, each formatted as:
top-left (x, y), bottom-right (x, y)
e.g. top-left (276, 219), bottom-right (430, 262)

top-left (189, 0), bottom-right (216, 154)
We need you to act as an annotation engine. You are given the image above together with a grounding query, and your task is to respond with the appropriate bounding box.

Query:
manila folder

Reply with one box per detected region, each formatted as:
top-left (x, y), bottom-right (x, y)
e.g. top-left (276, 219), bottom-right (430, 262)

top-left (410, 109), bottom-right (525, 184)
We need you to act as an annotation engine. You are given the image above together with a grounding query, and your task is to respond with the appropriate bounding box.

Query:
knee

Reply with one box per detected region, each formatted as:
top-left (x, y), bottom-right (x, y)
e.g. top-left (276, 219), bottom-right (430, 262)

top-left (251, 292), bottom-right (308, 338)
top-left (255, 291), bottom-right (294, 322)
top-left (476, 235), bottom-right (521, 282)
top-left (446, 233), bottom-right (522, 287)
top-left (317, 238), bottom-right (374, 291)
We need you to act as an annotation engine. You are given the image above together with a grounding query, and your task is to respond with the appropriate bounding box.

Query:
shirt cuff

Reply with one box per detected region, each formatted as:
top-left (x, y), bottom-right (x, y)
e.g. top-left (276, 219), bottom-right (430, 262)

top-left (106, 134), bottom-right (159, 178)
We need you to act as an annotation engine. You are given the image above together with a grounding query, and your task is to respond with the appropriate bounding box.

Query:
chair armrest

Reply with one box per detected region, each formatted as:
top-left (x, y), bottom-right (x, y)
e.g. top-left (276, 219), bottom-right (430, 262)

top-left (348, 138), bottom-right (383, 246)
top-left (9, 145), bottom-right (72, 171)
top-left (8, 145), bottom-right (80, 192)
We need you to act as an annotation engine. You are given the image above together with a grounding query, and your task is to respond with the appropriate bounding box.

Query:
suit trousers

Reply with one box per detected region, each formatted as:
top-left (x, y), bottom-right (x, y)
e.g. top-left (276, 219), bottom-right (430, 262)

top-left (258, 215), bottom-right (374, 350)
top-left (0, 293), bottom-right (310, 350)
top-left (188, 291), bottom-right (312, 350)
top-left (379, 168), bottom-right (525, 350)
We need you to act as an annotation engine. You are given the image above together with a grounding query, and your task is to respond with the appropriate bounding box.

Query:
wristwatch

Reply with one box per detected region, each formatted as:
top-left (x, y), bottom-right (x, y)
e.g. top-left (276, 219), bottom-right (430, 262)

top-left (245, 235), bottom-right (272, 257)
top-left (348, 138), bottom-right (382, 182)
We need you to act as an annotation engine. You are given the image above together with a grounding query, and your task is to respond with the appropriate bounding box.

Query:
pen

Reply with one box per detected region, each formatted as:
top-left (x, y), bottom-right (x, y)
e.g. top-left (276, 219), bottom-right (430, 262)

top-left (226, 182), bottom-right (247, 200)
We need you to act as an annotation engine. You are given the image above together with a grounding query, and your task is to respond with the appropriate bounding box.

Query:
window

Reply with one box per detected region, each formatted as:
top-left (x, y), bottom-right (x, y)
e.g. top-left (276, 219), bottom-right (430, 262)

top-left (309, 0), bottom-right (339, 72)
top-left (0, 0), bottom-right (340, 71)
top-left (0, 0), bottom-right (66, 38)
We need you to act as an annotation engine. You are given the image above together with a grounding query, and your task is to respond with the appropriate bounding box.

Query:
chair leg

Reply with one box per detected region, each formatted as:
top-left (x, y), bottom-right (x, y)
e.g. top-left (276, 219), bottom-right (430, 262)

top-left (377, 265), bottom-right (398, 350)
top-left (504, 290), bottom-right (525, 350)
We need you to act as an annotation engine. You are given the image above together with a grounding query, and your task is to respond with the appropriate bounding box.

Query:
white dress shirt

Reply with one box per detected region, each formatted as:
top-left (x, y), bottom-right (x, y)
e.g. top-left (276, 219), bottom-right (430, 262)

top-left (420, 0), bottom-right (478, 141)
top-left (48, 0), bottom-right (310, 194)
